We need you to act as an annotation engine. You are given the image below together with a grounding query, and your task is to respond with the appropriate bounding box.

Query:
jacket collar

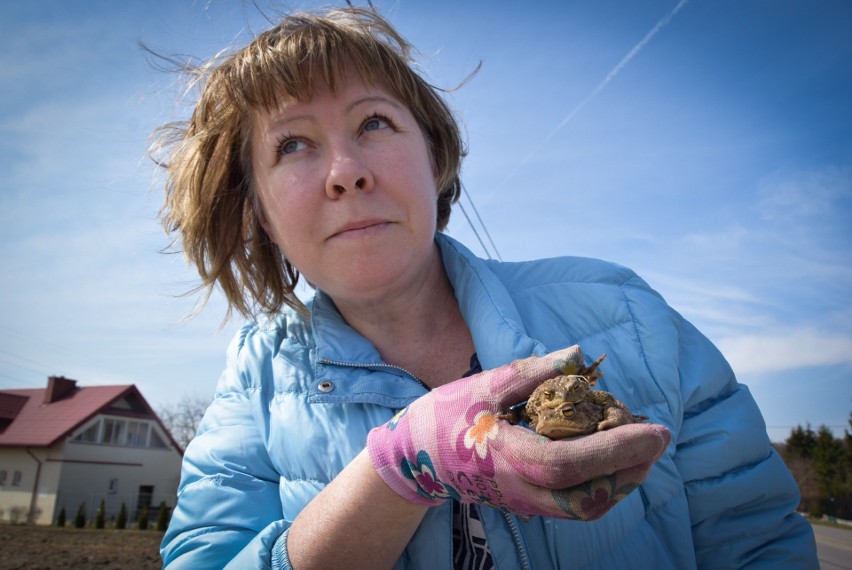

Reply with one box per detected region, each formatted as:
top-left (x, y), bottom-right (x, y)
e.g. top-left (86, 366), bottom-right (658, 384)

top-left (311, 289), bottom-right (384, 365)
top-left (436, 234), bottom-right (547, 369)
top-left (310, 233), bottom-right (547, 371)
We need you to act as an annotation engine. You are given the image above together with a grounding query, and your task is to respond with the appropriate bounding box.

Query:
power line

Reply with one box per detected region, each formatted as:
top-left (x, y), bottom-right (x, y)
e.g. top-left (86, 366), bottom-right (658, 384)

top-left (457, 200), bottom-right (493, 259)
top-left (0, 372), bottom-right (48, 388)
top-left (0, 349), bottom-right (57, 377)
top-left (464, 191), bottom-right (502, 261)
top-left (0, 325), bottom-right (119, 381)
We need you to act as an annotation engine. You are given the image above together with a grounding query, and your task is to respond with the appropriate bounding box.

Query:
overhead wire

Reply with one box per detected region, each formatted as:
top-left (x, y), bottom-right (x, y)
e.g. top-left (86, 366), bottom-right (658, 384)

top-left (463, 191), bottom-right (502, 261)
top-left (0, 325), bottom-right (119, 389)
top-left (457, 200), bottom-right (493, 260)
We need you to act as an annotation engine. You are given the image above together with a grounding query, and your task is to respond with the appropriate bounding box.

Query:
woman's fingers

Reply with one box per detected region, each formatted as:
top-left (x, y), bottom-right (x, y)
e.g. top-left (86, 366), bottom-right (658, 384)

top-left (478, 345), bottom-right (587, 406)
top-left (501, 423), bottom-right (671, 490)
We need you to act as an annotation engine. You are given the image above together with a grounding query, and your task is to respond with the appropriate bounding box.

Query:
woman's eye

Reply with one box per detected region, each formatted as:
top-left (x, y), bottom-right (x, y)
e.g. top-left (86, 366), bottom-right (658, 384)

top-left (278, 138), bottom-right (306, 155)
top-left (363, 115), bottom-right (392, 133)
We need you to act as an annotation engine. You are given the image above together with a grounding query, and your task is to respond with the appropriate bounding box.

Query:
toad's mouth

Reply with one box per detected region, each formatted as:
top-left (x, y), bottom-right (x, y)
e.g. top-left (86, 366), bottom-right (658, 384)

top-left (536, 422), bottom-right (590, 438)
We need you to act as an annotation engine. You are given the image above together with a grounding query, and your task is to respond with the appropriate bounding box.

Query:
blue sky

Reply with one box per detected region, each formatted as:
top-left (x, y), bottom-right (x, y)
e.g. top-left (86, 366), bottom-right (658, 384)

top-left (1, 0), bottom-right (850, 442)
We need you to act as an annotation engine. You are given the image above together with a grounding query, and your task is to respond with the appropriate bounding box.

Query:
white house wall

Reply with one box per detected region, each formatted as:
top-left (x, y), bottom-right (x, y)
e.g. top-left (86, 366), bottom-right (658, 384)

top-left (56, 435), bottom-right (182, 523)
top-left (1, 418), bottom-right (182, 525)
top-left (0, 444), bottom-right (64, 525)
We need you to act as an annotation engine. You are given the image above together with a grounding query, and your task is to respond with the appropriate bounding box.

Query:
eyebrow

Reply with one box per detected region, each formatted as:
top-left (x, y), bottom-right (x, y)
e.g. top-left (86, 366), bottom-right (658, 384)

top-left (346, 95), bottom-right (405, 114)
top-left (265, 95), bottom-right (405, 133)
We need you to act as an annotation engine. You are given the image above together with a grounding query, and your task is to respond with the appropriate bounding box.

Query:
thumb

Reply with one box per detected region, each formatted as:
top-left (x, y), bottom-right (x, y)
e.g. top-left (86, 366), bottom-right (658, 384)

top-left (488, 345), bottom-right (587, 406)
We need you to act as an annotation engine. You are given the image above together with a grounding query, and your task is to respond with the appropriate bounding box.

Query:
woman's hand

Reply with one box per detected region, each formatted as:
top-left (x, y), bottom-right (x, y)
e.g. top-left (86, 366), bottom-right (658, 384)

top-left (367, 345), bottom-right (671, 520)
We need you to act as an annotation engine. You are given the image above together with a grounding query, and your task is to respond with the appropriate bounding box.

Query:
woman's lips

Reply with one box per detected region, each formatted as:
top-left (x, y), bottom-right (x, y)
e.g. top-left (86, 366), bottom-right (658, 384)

top-left (329, 219), bottom-right (390, 239)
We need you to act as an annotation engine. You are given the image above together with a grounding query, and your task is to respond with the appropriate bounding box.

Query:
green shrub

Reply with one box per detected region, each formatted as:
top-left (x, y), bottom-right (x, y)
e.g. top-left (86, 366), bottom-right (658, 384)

top-left (156, 501), bottom-right (170, 531)
top-left (57, 506), bottom-right (66, 527)
top-left (95, 500), bottom-right (105, 529)
top-left (137, 503), bottom-right (149, 530)
top-left (116, 502), bottom-right (127, 530)
top-left (73, 503), bottom-right (86, 528)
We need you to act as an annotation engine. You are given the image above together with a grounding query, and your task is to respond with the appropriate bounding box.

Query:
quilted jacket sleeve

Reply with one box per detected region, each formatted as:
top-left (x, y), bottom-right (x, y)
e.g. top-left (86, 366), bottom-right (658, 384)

top-left (624, 277), bottom-right (818, 569)
top-left (160, 325), bottom-right (290, 569)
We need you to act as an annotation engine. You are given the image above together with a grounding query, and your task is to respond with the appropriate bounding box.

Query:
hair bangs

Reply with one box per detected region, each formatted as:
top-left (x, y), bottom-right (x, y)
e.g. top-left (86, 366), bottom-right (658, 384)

top-left (221, 12), bottom-right (417, 117)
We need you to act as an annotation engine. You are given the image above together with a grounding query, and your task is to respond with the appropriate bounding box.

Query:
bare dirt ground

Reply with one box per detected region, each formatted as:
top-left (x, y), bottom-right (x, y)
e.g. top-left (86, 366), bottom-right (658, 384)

top-left (0, 524), bottom-right (163, 569)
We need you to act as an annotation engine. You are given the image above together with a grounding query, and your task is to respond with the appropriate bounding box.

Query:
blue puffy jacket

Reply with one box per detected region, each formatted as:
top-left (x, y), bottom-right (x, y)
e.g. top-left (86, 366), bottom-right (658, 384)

top-left (161, 234), bottom-right (817, 569)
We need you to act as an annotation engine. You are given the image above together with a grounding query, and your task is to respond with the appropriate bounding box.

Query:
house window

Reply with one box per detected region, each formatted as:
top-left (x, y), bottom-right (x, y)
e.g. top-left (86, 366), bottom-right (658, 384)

top-left (109, 478), bottom-right (119, 494)
top-left (71, 416), bottom-right (169, 450)
top-left (125, 421), bottom-right (150, 447)
top-left (12, 471), bottom-right (22, 486)
top-left (73, 420), bottom-right (101, 443)
top-left (102, 418), bottom-right (125, 445)
top-left (149, 428), bottom-right (168, 449)
top-left (0, 470), bottom-right (6, 485)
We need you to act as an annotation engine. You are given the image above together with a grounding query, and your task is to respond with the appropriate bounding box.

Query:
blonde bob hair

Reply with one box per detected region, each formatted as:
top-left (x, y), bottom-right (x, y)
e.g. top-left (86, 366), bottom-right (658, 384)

top-left (154, 7), bottom-right (465, 320)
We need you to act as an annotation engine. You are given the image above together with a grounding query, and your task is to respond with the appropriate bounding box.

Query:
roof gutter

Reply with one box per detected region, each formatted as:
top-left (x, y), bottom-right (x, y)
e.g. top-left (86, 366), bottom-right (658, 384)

top-left (25, 447), bottom-right (43, 524)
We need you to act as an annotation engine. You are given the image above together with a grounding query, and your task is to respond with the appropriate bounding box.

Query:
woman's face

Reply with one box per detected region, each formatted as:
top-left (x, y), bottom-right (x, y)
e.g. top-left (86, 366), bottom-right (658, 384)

top-left (250, 72), bottom-right (440, 306)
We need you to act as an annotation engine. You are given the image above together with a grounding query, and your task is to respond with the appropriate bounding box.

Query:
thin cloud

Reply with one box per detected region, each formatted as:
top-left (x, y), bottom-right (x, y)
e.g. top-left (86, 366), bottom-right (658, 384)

top-left (640, 270), bottom-right (774, 337)
top-left (757, 164), bottom-right (852, 223)
top-left (642, 271), bottom-right (759, 305)
top-left (717, 328), bottom-right (852, 374)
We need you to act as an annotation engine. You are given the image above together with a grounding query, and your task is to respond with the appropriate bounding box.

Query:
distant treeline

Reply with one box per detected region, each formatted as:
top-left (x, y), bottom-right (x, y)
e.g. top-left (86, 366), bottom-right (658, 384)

top-left (775, 413), bottom-right (852, 520)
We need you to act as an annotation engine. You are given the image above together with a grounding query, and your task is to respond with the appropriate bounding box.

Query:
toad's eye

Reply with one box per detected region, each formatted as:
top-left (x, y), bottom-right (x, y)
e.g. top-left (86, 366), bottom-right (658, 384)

top-left (543, 390), bottom-right (554, 399)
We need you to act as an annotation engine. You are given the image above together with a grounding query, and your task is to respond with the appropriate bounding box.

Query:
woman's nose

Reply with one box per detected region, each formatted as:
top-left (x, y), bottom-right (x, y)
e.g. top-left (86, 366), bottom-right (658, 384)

top-left (325, 149), bottom-right (374, 198)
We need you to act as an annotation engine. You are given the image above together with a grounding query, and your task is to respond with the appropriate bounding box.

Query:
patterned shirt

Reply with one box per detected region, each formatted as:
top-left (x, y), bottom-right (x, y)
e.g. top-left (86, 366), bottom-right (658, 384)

top-left (452, 354), bottom-right (495, 570)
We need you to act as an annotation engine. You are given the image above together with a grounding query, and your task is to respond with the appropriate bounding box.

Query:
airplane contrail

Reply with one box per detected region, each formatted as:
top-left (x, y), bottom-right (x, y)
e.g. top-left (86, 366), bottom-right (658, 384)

top-left (504, 0), bottom-right (689, 182)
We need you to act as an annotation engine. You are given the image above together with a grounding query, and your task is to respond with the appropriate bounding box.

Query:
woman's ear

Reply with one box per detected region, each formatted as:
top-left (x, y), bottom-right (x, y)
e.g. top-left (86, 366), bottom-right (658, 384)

top-left (254, 196), bottom-right (273, 236)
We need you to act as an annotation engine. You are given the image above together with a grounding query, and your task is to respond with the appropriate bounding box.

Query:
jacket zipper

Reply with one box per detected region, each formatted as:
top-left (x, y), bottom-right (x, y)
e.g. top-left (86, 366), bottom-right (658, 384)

top-left (502, 510), bottom-right (532, 570)
top-left (324, 358), bottom-right (532, 567)
top-left (317, 357), bottom-right (431, 391)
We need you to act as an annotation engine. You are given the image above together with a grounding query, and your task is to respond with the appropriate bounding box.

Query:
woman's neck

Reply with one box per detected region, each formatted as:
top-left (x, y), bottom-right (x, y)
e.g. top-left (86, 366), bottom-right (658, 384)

top-left (331, 249), bottom-right (474, 388)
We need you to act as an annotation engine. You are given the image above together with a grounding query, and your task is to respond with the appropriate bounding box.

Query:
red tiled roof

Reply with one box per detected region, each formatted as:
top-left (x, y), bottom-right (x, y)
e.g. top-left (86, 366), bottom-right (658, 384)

top-left (0, 384), bottom-right (169, 448)
top-left (0, 392), bottom-right (28, 420)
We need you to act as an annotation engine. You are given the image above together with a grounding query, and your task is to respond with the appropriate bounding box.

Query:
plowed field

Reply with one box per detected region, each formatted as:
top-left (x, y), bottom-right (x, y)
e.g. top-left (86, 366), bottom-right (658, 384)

top-left (0, 525), bottom-right (163, 569)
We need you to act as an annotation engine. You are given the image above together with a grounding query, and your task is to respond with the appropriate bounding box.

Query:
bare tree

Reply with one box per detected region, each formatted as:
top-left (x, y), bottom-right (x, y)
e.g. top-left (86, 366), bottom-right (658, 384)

top-left (157, 394), bottom-right (211, 451)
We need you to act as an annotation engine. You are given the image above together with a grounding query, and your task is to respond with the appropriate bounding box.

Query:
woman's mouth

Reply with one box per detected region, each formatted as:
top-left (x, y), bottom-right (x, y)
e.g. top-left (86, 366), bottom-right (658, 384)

top-left (330, 219), bottom-right (390, 239)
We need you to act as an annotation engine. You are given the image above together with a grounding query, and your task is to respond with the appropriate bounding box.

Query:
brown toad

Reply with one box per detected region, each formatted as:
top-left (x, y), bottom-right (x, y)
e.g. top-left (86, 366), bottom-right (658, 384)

top-left (502, 354), bottom-right (647, 439)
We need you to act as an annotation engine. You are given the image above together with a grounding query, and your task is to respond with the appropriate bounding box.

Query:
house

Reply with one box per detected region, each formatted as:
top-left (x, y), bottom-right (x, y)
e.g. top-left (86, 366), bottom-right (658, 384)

top-left (0, 375), bottom-right (183, 526)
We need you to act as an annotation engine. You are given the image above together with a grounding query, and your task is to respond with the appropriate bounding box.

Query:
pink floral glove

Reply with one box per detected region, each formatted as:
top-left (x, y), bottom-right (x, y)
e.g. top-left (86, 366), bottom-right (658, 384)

top-left (366, 345), bottom-right (671, 520)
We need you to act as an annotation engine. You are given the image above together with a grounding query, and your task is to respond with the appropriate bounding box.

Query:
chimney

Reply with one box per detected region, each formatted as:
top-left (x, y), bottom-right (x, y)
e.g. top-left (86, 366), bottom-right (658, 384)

top-left (44, 376), bottom-right (77, 404)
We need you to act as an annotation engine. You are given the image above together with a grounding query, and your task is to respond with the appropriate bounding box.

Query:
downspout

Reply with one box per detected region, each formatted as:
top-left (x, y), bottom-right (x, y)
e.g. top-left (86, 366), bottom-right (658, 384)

top-left (25, 447), bottom-right (43, 523)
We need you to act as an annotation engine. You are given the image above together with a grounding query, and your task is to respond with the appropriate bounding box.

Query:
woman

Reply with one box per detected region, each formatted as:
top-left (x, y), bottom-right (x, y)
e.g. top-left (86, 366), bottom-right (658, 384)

top-left (156, 7), bottom-right (817, 569)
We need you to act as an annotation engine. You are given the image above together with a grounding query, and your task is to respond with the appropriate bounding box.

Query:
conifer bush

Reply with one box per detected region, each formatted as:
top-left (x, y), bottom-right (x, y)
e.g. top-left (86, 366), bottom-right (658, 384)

top-left (57, 506), bottom-right (66, 527)
top-left (156, 501), bottom-right (170, 531)
top-left (116, 502), bottom-right (127, 529)
top-left (138, 503), bottom-right (149, 530)
top-left (95, 499), bottom-right (105, 529)
top-left (73, 503), bottom-right (86, 528)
